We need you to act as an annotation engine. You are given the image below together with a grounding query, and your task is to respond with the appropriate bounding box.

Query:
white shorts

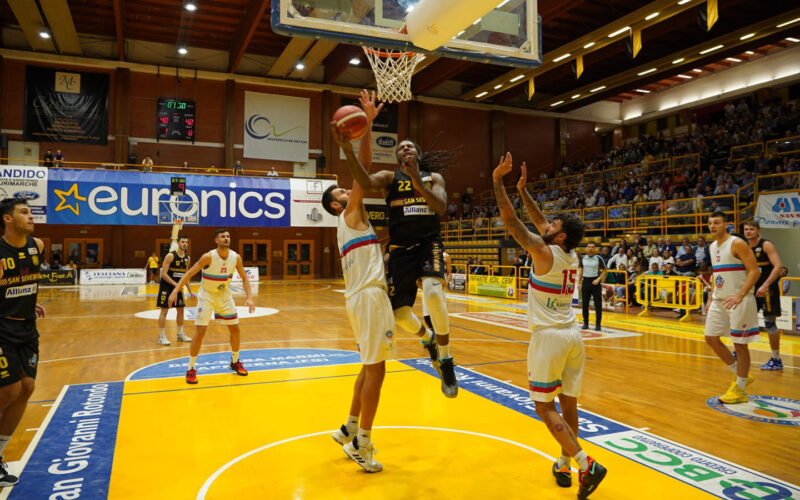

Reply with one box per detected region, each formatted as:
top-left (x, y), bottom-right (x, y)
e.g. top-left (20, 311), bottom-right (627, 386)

top-left (527, 324), bottom-right (585, 402)
top-left (346, 287), bottom-right (397, 365)
top-left (195, 289), bottom-right (238, 326)
top-left (705, 295), bottom-right (759, 344)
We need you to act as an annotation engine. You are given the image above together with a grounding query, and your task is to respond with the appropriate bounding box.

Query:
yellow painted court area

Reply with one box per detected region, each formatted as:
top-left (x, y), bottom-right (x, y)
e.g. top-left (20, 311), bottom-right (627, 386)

top-left (109, 361), bottom-right (713, 500)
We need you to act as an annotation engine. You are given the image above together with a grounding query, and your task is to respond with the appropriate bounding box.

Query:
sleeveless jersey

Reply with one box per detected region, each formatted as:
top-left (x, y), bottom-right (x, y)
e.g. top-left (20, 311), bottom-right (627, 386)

top-left (527, 245), bottom-right (578, 329)
top-left (385, 169), bottom-right (441, 246)
top-left (337, 214), bottom-right (386, 299)
top-left (200, 249), bottom-right (238, 294)
top-left (750, 238), bottom-right (776, 291)
top-left (0, 236), bottom-right (41, 320)
top-left (162, 251), bottom-right (189, 285)
top-left (710, 236), bottom-right (747, 300)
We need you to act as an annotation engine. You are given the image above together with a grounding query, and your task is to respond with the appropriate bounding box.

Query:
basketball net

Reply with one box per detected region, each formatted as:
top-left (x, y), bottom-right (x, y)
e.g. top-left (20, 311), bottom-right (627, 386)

top-left (362, 46), bottom-right (426, 103)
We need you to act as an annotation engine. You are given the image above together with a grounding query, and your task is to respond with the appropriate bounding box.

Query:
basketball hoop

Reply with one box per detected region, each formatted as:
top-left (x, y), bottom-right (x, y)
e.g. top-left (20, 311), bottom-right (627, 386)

top-left (362, 46), bottom-right (426, 103)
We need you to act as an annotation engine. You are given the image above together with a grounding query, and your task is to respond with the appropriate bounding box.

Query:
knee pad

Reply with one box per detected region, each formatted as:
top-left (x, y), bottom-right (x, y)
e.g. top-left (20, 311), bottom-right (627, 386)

top-left (422, 277), bottom-right (449, 335)
top-left (764, 319), bottom-right (778, 334)
top-left (394, 306), bottom-right (422, 333)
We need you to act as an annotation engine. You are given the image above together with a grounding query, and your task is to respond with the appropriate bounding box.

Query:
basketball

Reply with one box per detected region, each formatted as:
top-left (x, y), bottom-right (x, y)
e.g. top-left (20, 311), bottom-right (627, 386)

top-left (333, 105), bottom-right (368, 141)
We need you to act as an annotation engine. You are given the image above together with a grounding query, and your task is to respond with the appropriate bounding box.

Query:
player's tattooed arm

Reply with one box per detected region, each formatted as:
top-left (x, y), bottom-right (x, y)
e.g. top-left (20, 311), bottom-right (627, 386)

top-left (493, 153), bottom-right (546, 254)
top-left (516, 162), bottom-right (547, 234)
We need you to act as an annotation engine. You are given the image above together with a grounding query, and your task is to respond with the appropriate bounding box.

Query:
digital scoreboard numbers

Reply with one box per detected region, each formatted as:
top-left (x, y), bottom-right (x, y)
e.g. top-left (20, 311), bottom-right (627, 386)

top-left (156, 98), bottom-right (195, 142)
top-left (170, 177), bottom-right (186, 196)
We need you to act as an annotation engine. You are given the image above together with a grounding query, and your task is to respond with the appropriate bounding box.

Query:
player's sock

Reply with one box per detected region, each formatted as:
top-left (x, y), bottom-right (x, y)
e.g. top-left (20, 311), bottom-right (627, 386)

top-left (356, 427), bottom-right (371, 445)
top-left (0, 435), bottom-right (10, 456)
top-left (557, 455), bottom-right (571, 470)
top-left (438, 343), bottom-right (450, 358)
top-left (422, 329), bottom-right (434, 344)
top-left (189, 356), bottom-right (197, 370)
top-left (728, 361), bottom-right (737, 374)
top-left (771, 349), bottom-right (780, 359)
top-left (177, 326), bottom-right (185, 336)
top-left (346, 415), bottom-right (359, 434)
top-left (159, 328), bottom-right (166, 337)
top-left (574, 450), bottom-right (589, 471)
top-left (232, 351), bottom-right (239, 363)
top-left (736, 376), bottom-right (747, 391)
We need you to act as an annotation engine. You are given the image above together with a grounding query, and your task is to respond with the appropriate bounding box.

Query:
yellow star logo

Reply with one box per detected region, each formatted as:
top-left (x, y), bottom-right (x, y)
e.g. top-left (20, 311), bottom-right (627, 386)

top-left (54, 183), bottom-right (87, 216)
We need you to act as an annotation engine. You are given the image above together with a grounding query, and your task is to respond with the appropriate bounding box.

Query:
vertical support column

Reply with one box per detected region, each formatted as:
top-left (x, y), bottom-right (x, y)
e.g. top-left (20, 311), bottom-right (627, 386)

top-left (320, 90), bottom-right (336, 278)
top-left (490, 110), bottom-right (505, 169)
top-left (408, 99), bottom-right (422, 142)
top-left (553, 118), bottom-right (564, 172)
top-left (113, 67), bottom-right (130, 164)
top-left (0, 55), bottom-right (6, 165)
top-left (112, 226), bottom-right (123, 268)
top-left (224, 79), bottom-right (236, 169)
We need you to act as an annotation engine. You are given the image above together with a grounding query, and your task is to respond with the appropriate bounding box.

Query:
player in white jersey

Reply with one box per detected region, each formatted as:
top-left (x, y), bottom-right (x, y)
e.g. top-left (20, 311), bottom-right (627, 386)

top-left (704, 211), bottom-right (760, 404)
top-left (494, 153), bottom-right (606, 500)
top-left (169, 228), bottom-right (255, 385)
top-left (322, 120), bottom-right (397, 473)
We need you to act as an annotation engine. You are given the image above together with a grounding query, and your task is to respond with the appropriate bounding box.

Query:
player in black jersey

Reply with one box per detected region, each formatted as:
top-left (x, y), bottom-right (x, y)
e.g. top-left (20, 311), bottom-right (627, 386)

top-left (743, 221), bottom-right (784, 370)
top-left (0, 198), bottom-right (47, 487)
top-left (156, 235), bottom-right (194, 345)
top-left (342, 90), bottom-right (458, 398)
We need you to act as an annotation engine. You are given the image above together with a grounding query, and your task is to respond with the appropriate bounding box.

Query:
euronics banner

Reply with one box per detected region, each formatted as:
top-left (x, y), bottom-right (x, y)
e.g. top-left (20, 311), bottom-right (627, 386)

top-left (243, 91), bottom-right (309, 162)
top-left (755, 192), bottom-right (800, 228)
top-left (0, 166), bottom-right (337, 227)
top-left (467, 274), bottom-right (516, 298)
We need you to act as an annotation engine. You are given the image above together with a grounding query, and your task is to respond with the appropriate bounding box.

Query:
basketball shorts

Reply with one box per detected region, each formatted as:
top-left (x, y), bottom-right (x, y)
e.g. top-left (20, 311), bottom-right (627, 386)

top-left (705, 295), bottom-right (760, 344)
top-left (345, 287), bottom-right (397, 365)
top-left (755, 284), bottom-right (781, 318)
top-left (156, 282), bottom-right (184, 309)
top-left (527, 324), bottom-right (585, 403)
top-left (0, 319), bottom-right (39, 386)
top-left (387, 238), bottom-right (446, 310)
top-left (195, 289), bottom-right (238, 326)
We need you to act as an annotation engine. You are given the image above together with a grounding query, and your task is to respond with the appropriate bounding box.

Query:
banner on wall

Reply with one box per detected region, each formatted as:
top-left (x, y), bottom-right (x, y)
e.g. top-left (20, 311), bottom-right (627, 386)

top-left (80, 269), bottom-right (146, 285)
top-left (39, 269), bottom-right (76, 285)
top-left (24, 66), bottom-right (109, 145)
top-left (0, 165), bottom-right (48, 223)
top-left (468, 274), bottom-right (516, 298)
top-left (289, 178), bottom-right (338, 227)
top-left (232, 267), bottom-right (259, 282)
top-left (364, 197), bottom-right (388, 227)
top-left (243, 91), bottom-right (309, 162)
top-left (755, 192), bottom-right (800, 228)
top-left (339, 98), bottom-right (399, 164)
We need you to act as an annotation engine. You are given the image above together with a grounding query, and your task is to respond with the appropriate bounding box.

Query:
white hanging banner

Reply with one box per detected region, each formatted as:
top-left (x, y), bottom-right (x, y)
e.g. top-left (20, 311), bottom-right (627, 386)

top-left (243, 91), bottom-right (309, 162)
top-left (755, 192), bottom-right (800, 228)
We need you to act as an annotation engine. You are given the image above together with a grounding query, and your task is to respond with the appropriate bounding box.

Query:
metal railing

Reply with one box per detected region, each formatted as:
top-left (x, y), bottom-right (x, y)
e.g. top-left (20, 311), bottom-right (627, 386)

top-left (636, 275), bottom-right (703, 322)
top-left (730, 142), bottom-right (764, 161)
top-left (766, 134), bottom-right (800, 156)
top-left (604, 269), bottom-right (630, 314)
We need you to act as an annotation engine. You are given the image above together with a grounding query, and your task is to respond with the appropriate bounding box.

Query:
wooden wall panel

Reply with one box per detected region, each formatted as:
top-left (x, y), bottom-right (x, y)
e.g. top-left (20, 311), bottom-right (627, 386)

top-left (505, 112), bottom-right (557, 179)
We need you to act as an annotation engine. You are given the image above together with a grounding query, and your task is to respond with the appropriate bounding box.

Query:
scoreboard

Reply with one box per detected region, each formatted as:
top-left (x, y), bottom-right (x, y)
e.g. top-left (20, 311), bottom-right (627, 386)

top-left (156, 98), bottom-right (195, 142)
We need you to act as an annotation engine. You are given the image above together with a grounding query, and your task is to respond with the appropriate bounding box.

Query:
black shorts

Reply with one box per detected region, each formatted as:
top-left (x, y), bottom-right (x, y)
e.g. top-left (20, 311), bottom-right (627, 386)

top-left (387, 238), bottom-right (446, 310)
top-left (157, 283), bottom-right (184, 308)
top-left (756, 293), bottom-right (781, 318)
top-left (0, 322), bottom-right (39, 386)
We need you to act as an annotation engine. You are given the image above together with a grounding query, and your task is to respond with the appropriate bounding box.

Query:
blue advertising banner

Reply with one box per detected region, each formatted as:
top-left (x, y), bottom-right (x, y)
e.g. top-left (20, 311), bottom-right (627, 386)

top-left (46, 169), bottom-right (294, 227)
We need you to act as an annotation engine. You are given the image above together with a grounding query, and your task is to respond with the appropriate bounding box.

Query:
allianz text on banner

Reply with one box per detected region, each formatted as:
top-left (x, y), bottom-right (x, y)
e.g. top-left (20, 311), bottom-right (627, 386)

top-left (755, 192), bottom-right (800, 228)
top-left (47, 169), bottom-right (292, 227)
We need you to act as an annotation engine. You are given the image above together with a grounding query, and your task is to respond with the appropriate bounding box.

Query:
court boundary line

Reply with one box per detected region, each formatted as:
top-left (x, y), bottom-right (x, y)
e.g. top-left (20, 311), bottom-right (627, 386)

top-left (195, 426), bottom-right (557, 500)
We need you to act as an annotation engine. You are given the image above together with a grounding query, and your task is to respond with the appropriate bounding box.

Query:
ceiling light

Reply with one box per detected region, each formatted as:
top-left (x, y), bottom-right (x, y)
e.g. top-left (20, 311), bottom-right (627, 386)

top-left (726, 57), bottom-right (741, 62)
top-left (699, 44), bottom-right (724, 54)
top-left (38, 29), bottom-right (51, 39)
top-left (571, 94), bottom-right (581, 99)
top-left (177, 47), bottom-right (188, 55)
top-left (787, 38), bottom-right (800, 43)
top-left (672, 58), bottom-right (685, 64)
top-left (677, 74), bottom-right (692, 79)
top-left (494, 84), bottom-right (502, 89)
top-left (740, 33), bottom-right (755, 40)
top-left (550, 101), bottom-right (564, 107)
top-left (677, 0), bottom-right (691, 4)
top-left (476, 91), bottom-right (488, 98)
top-left (776, 18), bottom-right (800, 28)
top-left (583, 42), bottom-right (596, 49)
top-left (295, 62), bottom-right (305, 70)
top-left (645, 12), bottom-right (660, 21)
top-left (608, 26), bottom-right (630, 38)
top-left (349, 58), bottom-right (360, 65)
top-left (590, 86), bottom-right (606, 92)
top-left (406, 5), bottom-right (415, 12)
top-left (509, 74), bottom-right (525, 82)
top-left (745, 51), bottom-right (754, 55)
top-left (185, 2), bottom-right (197, 11)
top-left (693, 68), bottom-right (703, 73)
top-left (635, 89), bottom-right (650, 93)
top-left (637, 68), bottom-right (657, 76)
top-left (553, 53), bottom-right (571, 62)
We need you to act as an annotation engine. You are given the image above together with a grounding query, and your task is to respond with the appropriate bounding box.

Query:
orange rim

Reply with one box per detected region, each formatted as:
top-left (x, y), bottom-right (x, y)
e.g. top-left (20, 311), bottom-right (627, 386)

top-left (364, 47), bottom-right (418, 58)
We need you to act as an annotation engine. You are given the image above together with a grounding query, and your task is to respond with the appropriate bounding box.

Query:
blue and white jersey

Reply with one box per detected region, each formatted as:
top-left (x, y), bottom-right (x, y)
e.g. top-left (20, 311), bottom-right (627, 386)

top-left (200, 249), bottom-right (238, 294)
top-left (337, 214), bottom-right (387, 299)
top-left (710, 235), bottom-right (747, 300)
top-left (528, 245), bottom-right (578, 329)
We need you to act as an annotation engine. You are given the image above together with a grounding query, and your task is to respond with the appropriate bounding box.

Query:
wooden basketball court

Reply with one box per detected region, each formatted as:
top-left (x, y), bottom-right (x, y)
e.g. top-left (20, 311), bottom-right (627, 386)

top-left (1, 281), bottom-right (798, 499)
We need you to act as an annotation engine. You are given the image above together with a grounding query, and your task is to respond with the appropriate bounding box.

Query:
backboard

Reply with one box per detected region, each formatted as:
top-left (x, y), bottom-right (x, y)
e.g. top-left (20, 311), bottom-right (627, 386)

top-left (272, 0), bottom-right (541, 68)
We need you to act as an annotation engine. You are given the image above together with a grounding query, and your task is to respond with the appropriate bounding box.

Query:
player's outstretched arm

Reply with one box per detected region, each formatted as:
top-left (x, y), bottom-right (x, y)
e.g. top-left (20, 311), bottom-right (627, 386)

top-left (330, 122), bottom-right (393, 192)
top-left (343, 172), bottom-right (370, 232)
top-left (169, 252), bottom-right (211, 307)
top-left (516, 162), bottom-right (547, 234)
top-left (757, 240), bottom-right (782, 297)
top-left (235, 254), bottom-right (255, 313)
top-left (405, 167), bottom-right (447, 216)
top-left (493, 153), bottom-right (552, 269)
top-left (725, 238), bottom-right (760, 309)
top-left (357, 89), bottom-right (384, 169)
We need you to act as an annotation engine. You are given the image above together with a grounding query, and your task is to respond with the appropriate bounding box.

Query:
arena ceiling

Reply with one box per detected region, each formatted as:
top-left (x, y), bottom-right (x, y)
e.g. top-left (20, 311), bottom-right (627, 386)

top-left (1, 0), bottom-right (799, 112)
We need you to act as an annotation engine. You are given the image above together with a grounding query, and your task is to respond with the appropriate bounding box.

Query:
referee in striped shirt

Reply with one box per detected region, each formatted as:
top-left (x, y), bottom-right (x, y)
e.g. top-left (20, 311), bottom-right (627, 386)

top-left (578, 242), bottom-right (607, 331)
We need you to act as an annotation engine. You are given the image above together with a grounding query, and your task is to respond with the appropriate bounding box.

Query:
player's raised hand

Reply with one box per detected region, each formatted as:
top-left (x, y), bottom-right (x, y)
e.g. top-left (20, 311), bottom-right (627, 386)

top-left (493, 152), bottom-right (513, 181)
top-left (516, 162), bottom-right (528, 192)
top-left (35, 303), bottom-right (46, 318)
top-left (359, 89), bottom-right (384, 122)
top-left (329, 121), bottom-right (351, 149)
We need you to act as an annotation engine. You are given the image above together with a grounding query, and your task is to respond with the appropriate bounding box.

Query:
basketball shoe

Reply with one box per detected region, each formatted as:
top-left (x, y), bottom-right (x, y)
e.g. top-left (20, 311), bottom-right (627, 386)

top-left (0, 458), bottom-right (18, 487)
top-left (438, 357), bottom-right (458, 398)
top-left (761, 357), bottom-right (783, 370)
top-left (331, 425), bottom-right (354, 446)
top-left (185, 368), bottom-right (198, 384)
top-left (157, 335), bottom-right (170, 345)
top-left (552, 462), bottom-right (571, 487)
top-left (421, 333), bottom-right (439, 369)
top-left (719, 384), bottom-right (748, 404)
top-left (343, 437), bottom-right (382, 473)
top-left (230, 360), bottom-right (248, 376)
top-left (728, 375), bottom-right (754, 389)
top-left (577, 457), bottom-right (607, 500)
top-left (177, 332), bottom-right (192, 342)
